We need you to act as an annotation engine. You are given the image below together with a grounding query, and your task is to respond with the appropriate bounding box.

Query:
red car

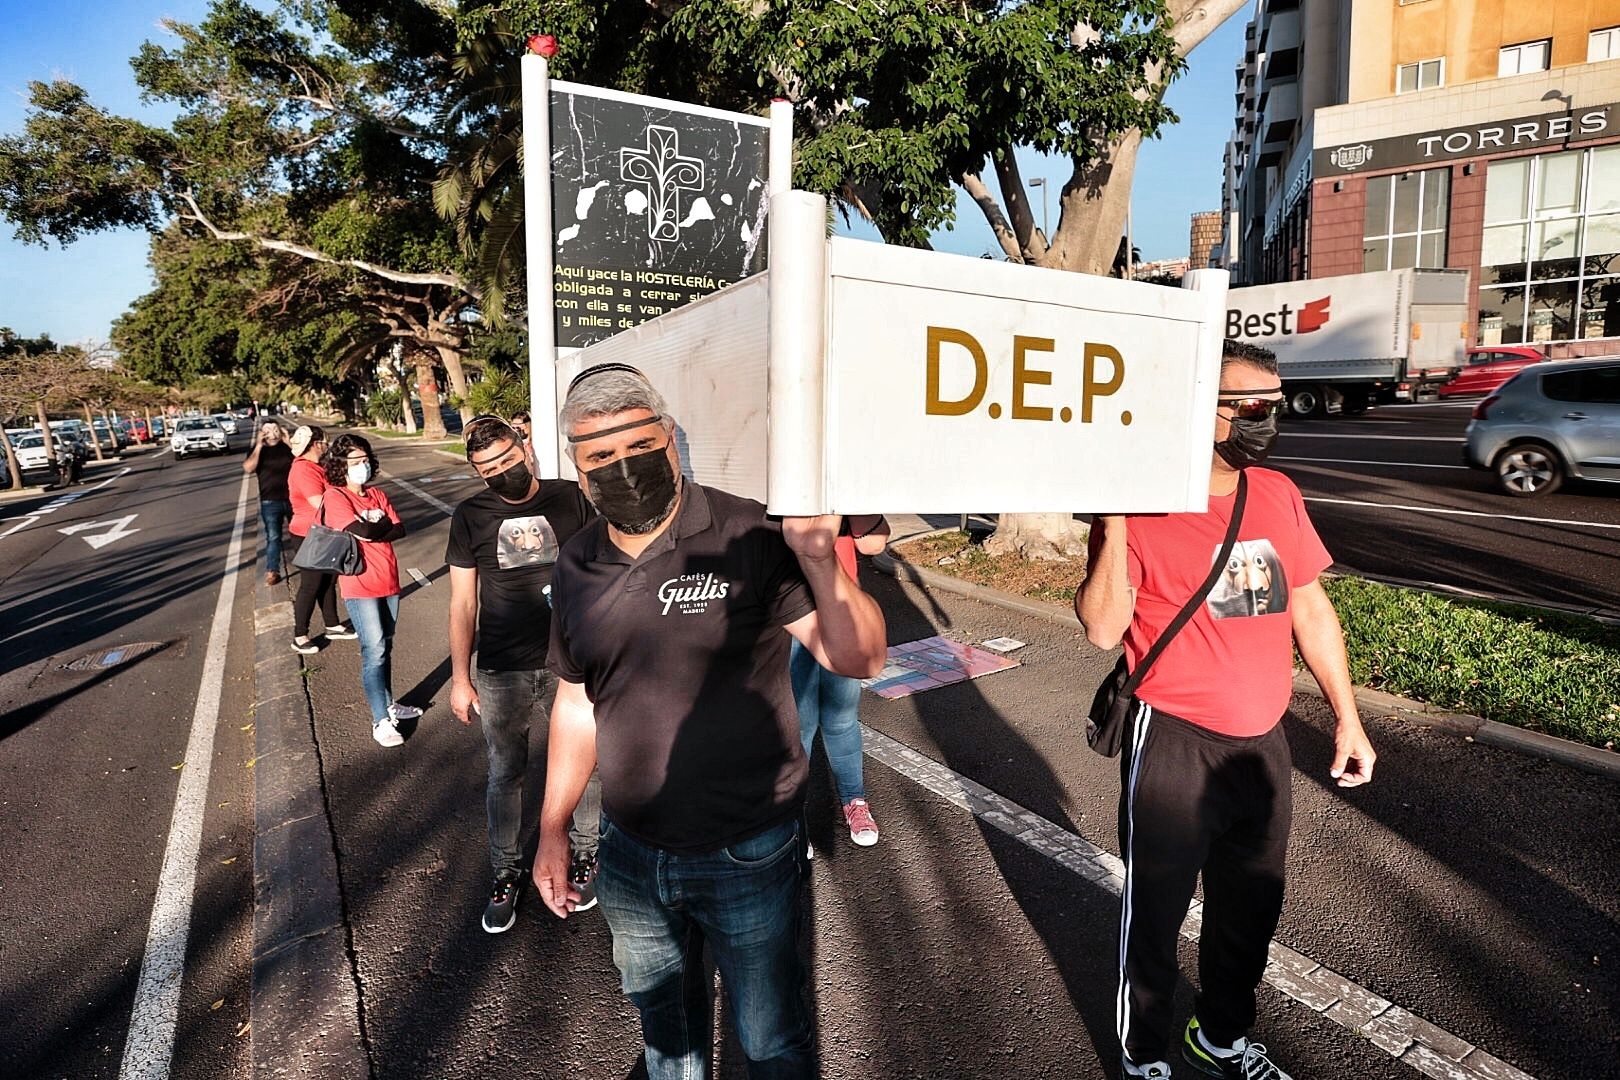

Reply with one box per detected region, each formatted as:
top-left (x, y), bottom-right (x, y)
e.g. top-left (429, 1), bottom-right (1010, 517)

top-left (1437, 346), bottom-right (1544, 398)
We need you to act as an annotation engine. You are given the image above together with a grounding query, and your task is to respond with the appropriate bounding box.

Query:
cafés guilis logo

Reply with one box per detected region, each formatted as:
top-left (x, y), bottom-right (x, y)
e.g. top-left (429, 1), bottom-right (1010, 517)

top-left (658, 573), bottom-right (731, 616)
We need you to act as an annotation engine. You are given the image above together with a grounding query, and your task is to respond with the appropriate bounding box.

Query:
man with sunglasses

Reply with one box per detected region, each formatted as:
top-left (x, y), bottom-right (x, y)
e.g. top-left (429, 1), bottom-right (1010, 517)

top-left (1077, 340), bottom-right (1376, 1080)
top-left (532, 364), bottom-right (887, 1079)
top-left (447, 414), bottom-right (600, 933)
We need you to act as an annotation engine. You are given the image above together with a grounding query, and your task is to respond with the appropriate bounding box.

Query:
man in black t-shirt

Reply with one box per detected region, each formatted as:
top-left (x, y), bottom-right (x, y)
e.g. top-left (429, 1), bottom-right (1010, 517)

top-left (532, 366), bottom-right (888, 1079)
top-left (242, 420), bottom-right (295, 586)
top-left (446, 415), bottom-right (599, 934)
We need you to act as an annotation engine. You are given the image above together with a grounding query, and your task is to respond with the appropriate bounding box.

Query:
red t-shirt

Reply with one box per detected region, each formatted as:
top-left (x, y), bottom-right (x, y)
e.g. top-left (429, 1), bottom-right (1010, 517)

top-left (1123, 468), bottom-right (1331, 736)
top-left (320, 485), bottom-right (402, 599)
top-left (288, 457), bottom-right (327, 538)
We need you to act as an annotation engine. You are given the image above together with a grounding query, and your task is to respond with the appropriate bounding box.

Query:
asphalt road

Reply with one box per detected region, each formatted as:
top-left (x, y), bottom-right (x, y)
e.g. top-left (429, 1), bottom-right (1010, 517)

top-left (0, 438), bottom-right (258, 1080)
top-left (3, 431), bottom-right (1615, 1080)
top-left (290, 440), bottom-right (1615, 1079)
top-left (1269, 401), bottom-right (1620, 616)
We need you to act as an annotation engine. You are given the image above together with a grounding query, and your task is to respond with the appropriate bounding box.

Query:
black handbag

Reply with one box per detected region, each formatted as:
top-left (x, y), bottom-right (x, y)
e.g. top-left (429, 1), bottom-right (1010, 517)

top-left (1086, 472), bottom-right (1248, 757)
top-left (291, 490), bottom-right (366, 576)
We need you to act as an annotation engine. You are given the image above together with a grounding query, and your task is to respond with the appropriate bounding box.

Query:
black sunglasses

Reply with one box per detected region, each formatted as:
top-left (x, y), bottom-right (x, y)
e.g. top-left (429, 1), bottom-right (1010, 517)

top-left (1217, 397), bottom-right (1287, 421)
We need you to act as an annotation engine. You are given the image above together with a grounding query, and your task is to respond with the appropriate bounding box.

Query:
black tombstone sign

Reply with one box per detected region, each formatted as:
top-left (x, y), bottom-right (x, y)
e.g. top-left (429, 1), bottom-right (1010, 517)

top-left (549, 85), bottom-right (771, 349)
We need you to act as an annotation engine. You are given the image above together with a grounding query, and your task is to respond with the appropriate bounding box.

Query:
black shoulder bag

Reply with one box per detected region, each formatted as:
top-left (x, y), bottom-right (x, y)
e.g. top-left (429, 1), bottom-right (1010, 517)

top-left (1086, 472), bottom-right (1248, 757)
top-left (291, 488), bottom-right (366, 577)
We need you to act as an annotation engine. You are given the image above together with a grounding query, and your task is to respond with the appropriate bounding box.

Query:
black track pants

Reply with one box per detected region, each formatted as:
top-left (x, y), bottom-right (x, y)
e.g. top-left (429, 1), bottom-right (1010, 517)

top-left (1116, 701), bottom-right (1293, 1064)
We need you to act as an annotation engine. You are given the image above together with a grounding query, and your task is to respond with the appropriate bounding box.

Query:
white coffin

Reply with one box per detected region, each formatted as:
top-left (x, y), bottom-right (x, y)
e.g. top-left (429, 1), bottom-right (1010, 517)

top-left (549, 191), bottom-right (1228, 515)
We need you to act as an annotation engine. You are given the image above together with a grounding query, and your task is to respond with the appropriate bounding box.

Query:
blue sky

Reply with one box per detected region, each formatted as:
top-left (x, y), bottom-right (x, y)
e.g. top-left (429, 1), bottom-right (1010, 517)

top-left (0, 3), bottom-right (1247, 346)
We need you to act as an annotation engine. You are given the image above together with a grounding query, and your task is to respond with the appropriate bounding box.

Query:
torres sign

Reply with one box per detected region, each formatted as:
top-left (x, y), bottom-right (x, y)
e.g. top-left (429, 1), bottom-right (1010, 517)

top-left (1314, 102), bottom-right (1620, 177)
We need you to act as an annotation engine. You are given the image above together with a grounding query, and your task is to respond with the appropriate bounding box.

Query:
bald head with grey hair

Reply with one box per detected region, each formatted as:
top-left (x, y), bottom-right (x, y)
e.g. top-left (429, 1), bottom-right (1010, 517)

top-left (560, 366), bottom-right (674, 457)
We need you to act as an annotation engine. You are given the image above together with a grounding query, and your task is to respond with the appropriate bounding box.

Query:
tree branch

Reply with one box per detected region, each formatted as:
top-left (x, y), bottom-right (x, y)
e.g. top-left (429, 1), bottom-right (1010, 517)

top-left (177, 190), bottom-right (478, 297)
top-left (991, 151), bottom-right (1046, 260)
top-left (960, 171), bottom-right (1023, 262)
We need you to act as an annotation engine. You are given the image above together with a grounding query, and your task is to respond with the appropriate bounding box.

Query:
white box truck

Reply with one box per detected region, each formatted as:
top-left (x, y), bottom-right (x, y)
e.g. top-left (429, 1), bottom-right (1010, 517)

top-left (1224, 268), bottom-right (1469, 417)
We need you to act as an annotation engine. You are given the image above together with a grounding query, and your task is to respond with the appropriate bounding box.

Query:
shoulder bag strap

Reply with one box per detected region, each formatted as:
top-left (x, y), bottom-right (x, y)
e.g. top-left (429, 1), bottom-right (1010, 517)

top-left (1121, 471), bottom-right (1248, 697)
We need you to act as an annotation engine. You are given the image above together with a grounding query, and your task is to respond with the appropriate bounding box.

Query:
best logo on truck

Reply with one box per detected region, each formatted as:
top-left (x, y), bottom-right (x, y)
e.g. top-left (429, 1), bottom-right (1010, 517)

top-left (1228, 296), bottom-right (1330, 339)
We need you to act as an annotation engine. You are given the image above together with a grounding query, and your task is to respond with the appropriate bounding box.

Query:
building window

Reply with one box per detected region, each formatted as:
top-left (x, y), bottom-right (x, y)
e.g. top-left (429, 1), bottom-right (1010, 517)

top-left (1363, 169), bottom-right (1449, 272)
top-left (1397, 58), bottom-right (1444, 93)
top-left (1590, 27), bottom-right (1620, 63)
top-left (1498, 40), bottom-right (1551, 78)
top-left (1478, 146), bottom-right (1620, 345)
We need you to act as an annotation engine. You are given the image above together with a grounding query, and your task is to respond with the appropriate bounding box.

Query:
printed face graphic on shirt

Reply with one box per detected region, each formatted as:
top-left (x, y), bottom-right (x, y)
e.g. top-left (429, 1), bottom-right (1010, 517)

top-left (1206, 539), bottom-right (1289, 619)
top-left (496, 516), bottom-right (560, 569)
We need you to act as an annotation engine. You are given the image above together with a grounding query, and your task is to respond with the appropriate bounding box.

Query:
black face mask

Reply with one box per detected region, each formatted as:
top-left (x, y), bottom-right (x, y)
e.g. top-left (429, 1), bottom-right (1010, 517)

top-left (586, 446), bottom-right (679, 534)
top-left (484, 460), bottom-right (533, 501)
top-left (1215, 414), bottom-right (1280, 470)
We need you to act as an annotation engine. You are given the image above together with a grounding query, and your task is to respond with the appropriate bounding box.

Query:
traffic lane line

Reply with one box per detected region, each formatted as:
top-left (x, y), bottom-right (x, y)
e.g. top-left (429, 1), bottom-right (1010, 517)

top-left (1274, 456), bottom-right (1469, 470)
top-left (118, 471), bottom-right (252, 1080)
top-left (858, 725), bottom-right (1536, 1080)
top-left (1302, 496), bottom-right (1620, 532)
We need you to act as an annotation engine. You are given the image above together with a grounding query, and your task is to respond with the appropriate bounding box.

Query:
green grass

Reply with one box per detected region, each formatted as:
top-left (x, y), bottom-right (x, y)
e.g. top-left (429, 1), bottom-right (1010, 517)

top-left (1322, 577), bottom-right (1620, 749)
top-left (365, 427), bottom-right (425, 439)
top-left (444, 441), bottom-right (466, 458)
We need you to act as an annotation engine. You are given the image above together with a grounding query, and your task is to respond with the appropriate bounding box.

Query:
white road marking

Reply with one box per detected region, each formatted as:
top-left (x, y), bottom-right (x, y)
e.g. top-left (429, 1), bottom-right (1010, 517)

top-left (858, 725), bottom-right (1536, 1080)
top-left (118, 472), bottom-right (251, 1080)
top-left (58, 513), bottom-right (141, 548)
top-left (406, 567), bottom-right (430, 587)
top-left (1280, 433), bottom-right (1464, 442)
top-left (1274, 456), bottom-right (1468, 471)
top-left (390, 475), bottom-right (456, 516)
top-left (1303, 496), bottom-right (1620, 531)
top-left (0, 467), bottom-right (134, 540)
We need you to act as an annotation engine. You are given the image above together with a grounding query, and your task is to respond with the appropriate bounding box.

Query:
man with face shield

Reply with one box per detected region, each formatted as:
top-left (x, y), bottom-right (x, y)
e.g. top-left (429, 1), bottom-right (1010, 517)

top-left (446, 415), bottom-right (601, 934)
top-left (1076, 341), bottom-right (1376, 1080)
top-left (533, 364), bottom-right (887, 1079)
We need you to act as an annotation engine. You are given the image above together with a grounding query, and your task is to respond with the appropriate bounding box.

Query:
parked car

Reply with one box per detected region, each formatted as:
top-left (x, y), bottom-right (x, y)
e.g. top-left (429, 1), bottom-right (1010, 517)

top-left (1438, 346), bottom-right (1545, 399)
top-left (12, 432), bottom-right (80, 474)
top-left (91, 420), bottom-right (130, 451)
top-left (150, 417), bottom-right (166, 438)
top-left (211, 413), bottom-right (239, 435)
top-left (171, 417), bottom-right (230, 459)
top-left (1465, 359), bottom-right (1620, 496)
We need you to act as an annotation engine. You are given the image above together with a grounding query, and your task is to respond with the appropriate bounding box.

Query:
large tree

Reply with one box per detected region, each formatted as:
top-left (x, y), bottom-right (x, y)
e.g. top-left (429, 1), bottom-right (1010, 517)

top-left (0, 0), bottom-right (485, 428)
top-left (453, 0), bottom-right (1246, 556)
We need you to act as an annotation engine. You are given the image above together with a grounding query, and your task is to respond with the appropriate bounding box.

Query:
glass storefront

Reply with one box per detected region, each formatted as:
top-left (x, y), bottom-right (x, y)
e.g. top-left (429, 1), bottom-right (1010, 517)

top-left (1363, 168), bottom-right (1450, 272)
top-left (1479, 145), bottom-right (1620, 345)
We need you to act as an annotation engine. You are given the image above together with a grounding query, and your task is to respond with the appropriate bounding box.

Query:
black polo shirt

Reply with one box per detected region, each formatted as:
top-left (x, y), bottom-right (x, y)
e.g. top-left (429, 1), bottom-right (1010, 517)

top-left (547, 482), bottom-right (816, 853)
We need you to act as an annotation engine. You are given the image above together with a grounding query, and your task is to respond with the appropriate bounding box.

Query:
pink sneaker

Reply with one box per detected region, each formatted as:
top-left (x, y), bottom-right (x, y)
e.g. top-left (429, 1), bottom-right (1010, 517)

top-left (843, 799), bottom-right (879, 846)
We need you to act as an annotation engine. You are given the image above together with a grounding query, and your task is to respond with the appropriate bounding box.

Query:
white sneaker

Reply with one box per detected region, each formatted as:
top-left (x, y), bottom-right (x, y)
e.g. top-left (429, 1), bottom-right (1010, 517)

top-left (372, 718), bottom-right (404, 747)
top-left (388, 703), bottom-right (422, 722)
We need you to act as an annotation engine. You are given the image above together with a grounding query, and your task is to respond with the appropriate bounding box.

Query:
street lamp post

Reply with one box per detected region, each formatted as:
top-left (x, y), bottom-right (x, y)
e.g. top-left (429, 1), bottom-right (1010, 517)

top-left (1028, 177), bottom-right (1049, 241)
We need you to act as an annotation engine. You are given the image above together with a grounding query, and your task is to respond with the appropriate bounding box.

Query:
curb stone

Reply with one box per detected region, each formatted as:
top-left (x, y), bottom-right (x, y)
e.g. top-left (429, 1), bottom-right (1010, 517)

top-left (250, 568), bottom-right (372, 1078)
top-left (872, 553), bottom-right (1620, 783)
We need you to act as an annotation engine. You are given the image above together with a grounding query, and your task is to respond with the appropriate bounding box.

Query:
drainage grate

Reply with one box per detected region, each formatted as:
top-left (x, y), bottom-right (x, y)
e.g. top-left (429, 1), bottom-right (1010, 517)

top-left (58, 640), bottom-right (175, 672)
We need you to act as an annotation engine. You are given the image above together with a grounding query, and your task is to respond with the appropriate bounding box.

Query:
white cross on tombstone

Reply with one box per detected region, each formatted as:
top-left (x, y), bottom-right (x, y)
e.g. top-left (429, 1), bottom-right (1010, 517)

top-left (620, 125), bottom-right (706, 242)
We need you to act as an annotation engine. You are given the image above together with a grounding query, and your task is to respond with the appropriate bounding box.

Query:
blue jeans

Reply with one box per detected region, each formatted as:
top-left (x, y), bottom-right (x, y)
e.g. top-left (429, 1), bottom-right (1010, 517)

top-left (790, 639), bottom-right (866, 802)
top-left (597, 816), bottom-right (813, 1079)
top-left (344, 595), bottom-right (399, 724)
top-left (475, 667), bottom-right (601, 876)
top-left (260, 499), bottom-right (291, 573)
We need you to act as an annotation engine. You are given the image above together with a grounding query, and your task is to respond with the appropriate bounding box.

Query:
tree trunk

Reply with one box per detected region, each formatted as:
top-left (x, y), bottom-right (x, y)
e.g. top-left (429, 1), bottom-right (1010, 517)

top-left (145, 409), bottom-right (156, 443)
top-left (435, 344), bottom-right (473, 426)
top-left (415, 360), bottom-right (447, 439)
top-left (393, 355), bottom-right (418, 435)
top-left (981, 512), bottom-right (1089, 561)
top-left (36, 402), bottom-right (57, 469)
top-left (81, 403), bottom-right (106, 462)
top-left (0, 427), bottom-right (23, 490)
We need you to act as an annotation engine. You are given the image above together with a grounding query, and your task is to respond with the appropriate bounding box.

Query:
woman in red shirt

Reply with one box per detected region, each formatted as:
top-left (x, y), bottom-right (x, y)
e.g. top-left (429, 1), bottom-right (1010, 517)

top-left (319, 434), bottom-right (419, 748)
top-left (286, 425), bottom-right (355, 652)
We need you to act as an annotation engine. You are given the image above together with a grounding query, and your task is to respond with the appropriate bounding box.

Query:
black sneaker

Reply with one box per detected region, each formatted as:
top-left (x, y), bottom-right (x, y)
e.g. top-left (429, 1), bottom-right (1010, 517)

top-left (569, 854), bottom-right (599, 912)
top-left (481, 873), bottom-right (521, 934)
top-left (1181, 1018), bottom-right (1295, 1079)
top-left (325, 624), bottom-right (358, 640)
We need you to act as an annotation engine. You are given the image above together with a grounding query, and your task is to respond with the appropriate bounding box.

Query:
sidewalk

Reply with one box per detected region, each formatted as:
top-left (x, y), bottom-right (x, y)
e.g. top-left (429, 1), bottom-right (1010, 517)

top-left (251, 442), bottom-right (1617, 1079)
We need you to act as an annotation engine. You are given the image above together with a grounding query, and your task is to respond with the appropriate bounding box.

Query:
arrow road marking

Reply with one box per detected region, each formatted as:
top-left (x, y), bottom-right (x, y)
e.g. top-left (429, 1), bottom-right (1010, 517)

top-left (59, 514), bottom-right (141, 548)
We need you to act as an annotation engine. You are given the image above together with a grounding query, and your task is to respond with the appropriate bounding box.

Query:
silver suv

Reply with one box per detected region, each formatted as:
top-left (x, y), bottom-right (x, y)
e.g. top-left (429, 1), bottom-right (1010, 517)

top-left (1465, 359), bottom-right (1620, 496)
top-left (170, 417), bottom-right (229, 459)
